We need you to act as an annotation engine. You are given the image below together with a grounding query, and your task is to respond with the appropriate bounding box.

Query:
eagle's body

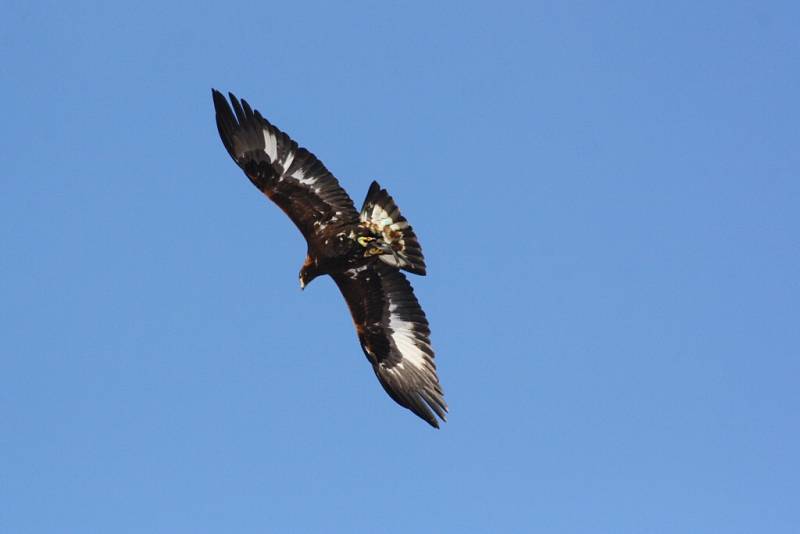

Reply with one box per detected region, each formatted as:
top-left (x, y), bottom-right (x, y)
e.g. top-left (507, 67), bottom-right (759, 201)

top-left (212, 90), bottom-right (446, 427)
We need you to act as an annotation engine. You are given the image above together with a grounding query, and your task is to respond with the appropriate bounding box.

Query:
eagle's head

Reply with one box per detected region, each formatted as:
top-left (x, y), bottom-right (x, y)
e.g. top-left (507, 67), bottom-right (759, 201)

top-left (299, 255), bottom-right (320, 290)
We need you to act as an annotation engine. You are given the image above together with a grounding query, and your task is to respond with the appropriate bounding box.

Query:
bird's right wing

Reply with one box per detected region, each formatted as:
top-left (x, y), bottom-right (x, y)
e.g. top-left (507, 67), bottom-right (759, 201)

top-left (213, 90), bottom-right (359, 240)
top-left (332, 263), bottom-right (446, 428)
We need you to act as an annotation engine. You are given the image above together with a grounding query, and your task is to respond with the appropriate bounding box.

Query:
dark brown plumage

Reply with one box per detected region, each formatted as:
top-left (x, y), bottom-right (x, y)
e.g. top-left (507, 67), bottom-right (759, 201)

top-left (212, 90), bottom-right (446, 427)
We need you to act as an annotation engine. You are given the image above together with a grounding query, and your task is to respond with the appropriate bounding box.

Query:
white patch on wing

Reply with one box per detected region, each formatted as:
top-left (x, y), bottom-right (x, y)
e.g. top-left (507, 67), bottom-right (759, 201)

top-left (387, 301), bottom-right (427, 371)
top-left (290, 167), bottom-right (317, 186)
top-left (281, 149), bottom-right (295, 172)
top-left (345, 264), bottom-right (369, 279)
top-left (262, 129), bottom-right (278, 162)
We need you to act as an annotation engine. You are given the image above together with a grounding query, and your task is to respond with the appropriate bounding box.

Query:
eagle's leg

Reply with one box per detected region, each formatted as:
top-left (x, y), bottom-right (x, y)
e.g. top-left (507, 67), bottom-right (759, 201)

top-left (358, 236), bottom-right (402, 264)
top-left (368, 241), bottom-right (402, 264)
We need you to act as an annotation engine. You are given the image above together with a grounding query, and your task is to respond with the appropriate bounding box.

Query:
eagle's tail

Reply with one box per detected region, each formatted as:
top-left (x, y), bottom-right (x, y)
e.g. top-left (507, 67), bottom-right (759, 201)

top-left (359, 181), bottom-right (426, 276)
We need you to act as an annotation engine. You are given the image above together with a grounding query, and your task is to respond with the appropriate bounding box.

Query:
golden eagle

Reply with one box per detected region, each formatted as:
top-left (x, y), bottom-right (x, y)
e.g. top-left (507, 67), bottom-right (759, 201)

top-left (212, 90), bottom-right (447, 428)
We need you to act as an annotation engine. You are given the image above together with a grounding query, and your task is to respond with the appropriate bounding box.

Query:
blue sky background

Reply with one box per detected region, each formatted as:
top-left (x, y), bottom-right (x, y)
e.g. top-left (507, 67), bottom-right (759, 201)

top-left (2, 1), bottom-right (798, 532)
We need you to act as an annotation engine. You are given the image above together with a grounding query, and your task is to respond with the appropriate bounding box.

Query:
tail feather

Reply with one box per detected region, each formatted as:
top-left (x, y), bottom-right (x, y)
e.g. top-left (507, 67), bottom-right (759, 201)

top-left (360, 181), bottom-right (426, 276)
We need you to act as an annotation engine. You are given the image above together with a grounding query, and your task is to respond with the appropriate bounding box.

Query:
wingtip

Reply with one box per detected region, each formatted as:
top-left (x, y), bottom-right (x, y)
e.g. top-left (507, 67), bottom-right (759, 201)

top-left (211, 88), bottom-right (230, 112)
top-left (414, 387), bottom-right (448, 429)
top-left (424, 408), bottom-right (446, 429)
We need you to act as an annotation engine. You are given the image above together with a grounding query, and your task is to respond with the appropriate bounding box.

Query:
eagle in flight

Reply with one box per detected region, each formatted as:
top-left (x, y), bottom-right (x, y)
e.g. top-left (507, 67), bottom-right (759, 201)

top-left (212, 90), bottom-right (447, 427)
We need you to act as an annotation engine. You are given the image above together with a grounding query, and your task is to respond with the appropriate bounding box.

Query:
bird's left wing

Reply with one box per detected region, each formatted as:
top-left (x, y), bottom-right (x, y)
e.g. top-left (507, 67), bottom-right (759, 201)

top-left (213, 90), bottom-right (359, 240)
top-left (332, 264), bottom-right (447, 428)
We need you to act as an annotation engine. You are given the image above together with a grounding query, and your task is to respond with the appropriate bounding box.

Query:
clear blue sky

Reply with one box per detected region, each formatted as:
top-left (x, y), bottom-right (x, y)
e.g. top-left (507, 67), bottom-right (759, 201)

top-left (2, 1), bottom-right (798, 532)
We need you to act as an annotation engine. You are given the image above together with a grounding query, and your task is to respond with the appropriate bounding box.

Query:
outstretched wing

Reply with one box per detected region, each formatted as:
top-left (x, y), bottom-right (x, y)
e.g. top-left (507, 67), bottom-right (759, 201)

top-left (212, 90), bottom-right (359, 240)
top-left (332, 263), bottom-right (447, 428)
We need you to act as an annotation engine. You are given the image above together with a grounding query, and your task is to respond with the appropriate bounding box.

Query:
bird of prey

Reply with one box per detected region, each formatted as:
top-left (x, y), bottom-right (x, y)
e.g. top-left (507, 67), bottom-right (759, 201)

top-left (212, 90), bottom-right (447, 428)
